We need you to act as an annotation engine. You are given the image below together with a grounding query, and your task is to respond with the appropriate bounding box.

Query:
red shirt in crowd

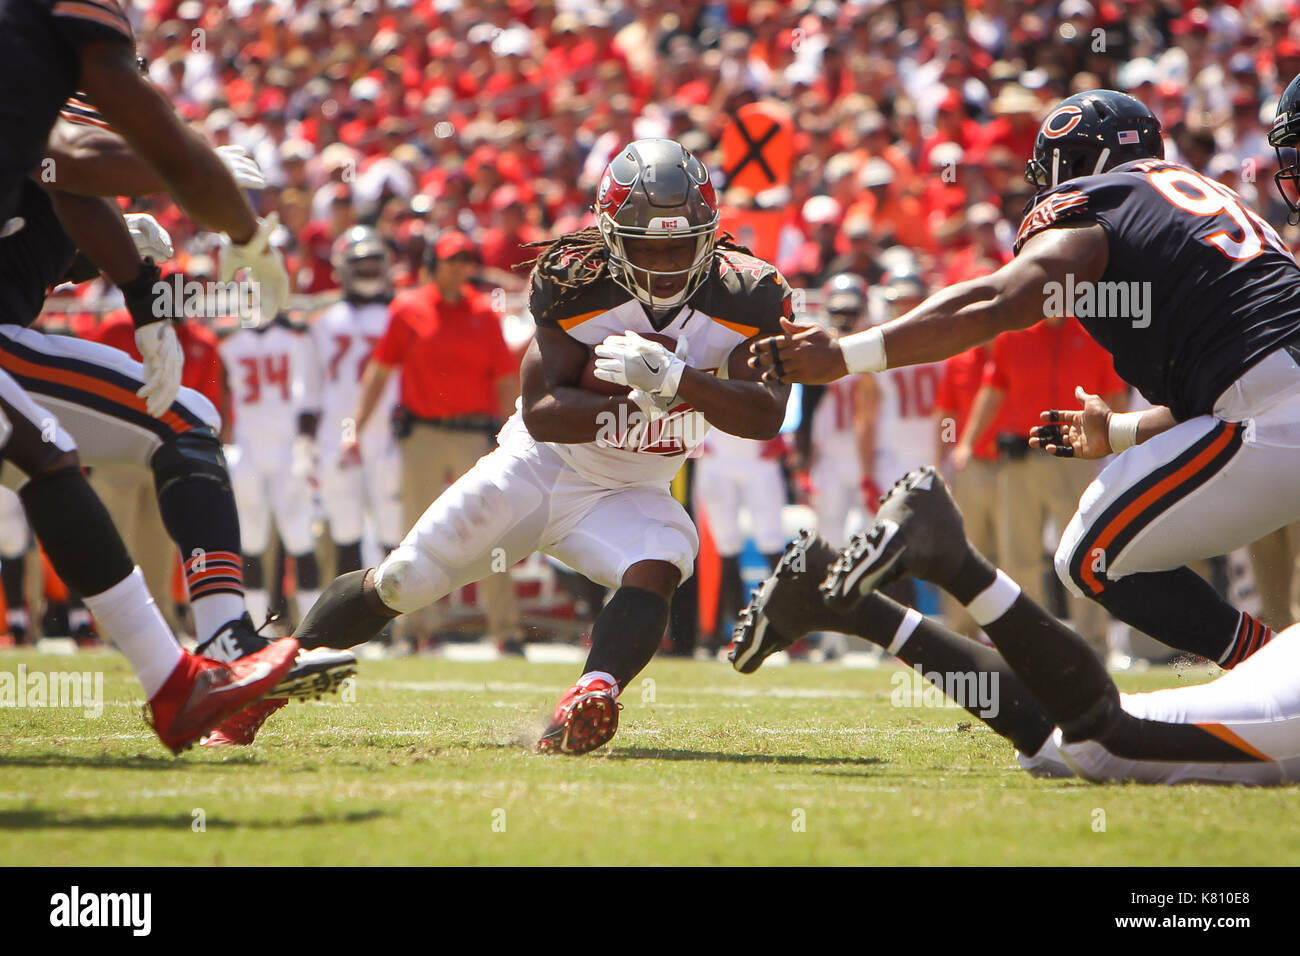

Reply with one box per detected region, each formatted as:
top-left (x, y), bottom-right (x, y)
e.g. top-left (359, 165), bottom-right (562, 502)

top-left (981, 318), bottom-right (1128, 437)
top-left (371, 283), bottom-right (517, 420)
top-left (935, 345), bottom-right (999, 461)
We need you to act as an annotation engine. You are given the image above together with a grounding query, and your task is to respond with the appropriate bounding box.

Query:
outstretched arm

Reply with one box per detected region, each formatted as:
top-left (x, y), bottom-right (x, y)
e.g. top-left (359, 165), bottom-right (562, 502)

top-left (749, 224), bottom-right (1110, 383)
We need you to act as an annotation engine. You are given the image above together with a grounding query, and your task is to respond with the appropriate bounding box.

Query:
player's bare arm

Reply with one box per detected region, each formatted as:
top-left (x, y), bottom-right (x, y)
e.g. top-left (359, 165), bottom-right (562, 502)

top-left (43, 119), bottom-right (165, 197)
top-left (75, 39), bottom-right (258, 242)
top-left (854, 373), bottom-right (880, 497)
top-left (671, 335), bottom-right (788, 440)
top-left (522, 325), bottom-right (651, 443)
top-left (45, 190), bottom-right (141, 285)
top-left (42, 118), bottom-right (268, 198)
top-left (749, 224), bottom-right (1110, 384)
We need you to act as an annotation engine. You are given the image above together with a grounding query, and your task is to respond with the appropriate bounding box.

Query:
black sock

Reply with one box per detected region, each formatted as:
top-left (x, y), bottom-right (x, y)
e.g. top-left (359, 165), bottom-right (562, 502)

top-left (153, 439), bottom-right (244, 602)
top-left (582, 585), bottom-right (669, 688)
top-left (1, 553), bottom-right (25, 609)
top-left (296, 551), bottom-right (321, 591)
top-left (945, 549), bottom-right (999, 605)
top-left (335, 540), bottom-right (363, 575)
top-left (716, 555), bottom-right (743, 643)
top-left (979, 594), bottom-right (1120, 742)
top-left (1089, 568), bottom-right (1244, 662)
top-left (243, 553), bottom-right (264, 590)
top-left (293, 569), bottom-right (398, 649)
top-left (843, 591), bottom-right (1055, 754)
top-left (20, 467), bottom-right (133, 596)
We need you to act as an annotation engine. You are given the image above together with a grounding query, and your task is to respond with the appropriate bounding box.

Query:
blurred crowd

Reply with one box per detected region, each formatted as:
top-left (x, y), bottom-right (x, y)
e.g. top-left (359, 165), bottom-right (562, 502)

top-left (20, 0), bottom-right (1300, 657)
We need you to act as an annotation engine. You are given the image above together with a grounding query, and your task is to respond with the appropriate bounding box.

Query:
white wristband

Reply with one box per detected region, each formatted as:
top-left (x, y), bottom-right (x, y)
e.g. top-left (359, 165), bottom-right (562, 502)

top-left (839, 327), bottom-right (887, 374)
top-left (656, 355), bottom-right (687, 402)
top-left (1107, 411), bottom-right (1143, 453)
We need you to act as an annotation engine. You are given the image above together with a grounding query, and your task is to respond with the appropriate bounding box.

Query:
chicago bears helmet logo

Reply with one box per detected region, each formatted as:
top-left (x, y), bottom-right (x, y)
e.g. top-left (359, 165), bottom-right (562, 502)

top-left (1042, 104), bottom-right (1084, 139)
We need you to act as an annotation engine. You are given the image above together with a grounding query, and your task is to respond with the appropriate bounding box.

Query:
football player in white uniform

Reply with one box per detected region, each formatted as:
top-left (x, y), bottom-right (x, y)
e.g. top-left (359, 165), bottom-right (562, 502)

top-left (218, 316), bottom-right (322, 629)
top-left (300, 227), bottom-right (403, 575)
top-left (799, 274), bottom-right (872, 550)
top-left (292, 139), bottom-right (793, 754)
top-left (694, 428), bottom-right (787, 651)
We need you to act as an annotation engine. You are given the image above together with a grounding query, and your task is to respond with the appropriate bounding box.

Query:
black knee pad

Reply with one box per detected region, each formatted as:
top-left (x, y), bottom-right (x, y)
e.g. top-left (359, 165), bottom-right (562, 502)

top-left (151, 428), bottom-right (230, 497)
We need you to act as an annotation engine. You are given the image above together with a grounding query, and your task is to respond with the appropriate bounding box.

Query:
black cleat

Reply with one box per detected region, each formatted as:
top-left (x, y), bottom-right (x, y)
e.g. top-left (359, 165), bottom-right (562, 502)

top-left (821, 466), bottom-right (968, 610)
top-left (729, 529), bottom-right (840, 674)
top-left (198, 613), bottom-right (357, 700)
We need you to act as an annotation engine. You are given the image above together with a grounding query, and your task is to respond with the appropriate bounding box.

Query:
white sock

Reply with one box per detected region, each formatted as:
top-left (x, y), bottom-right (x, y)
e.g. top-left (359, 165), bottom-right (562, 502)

top-left (240, 588), bottom-right (271, 631)
top-left (83, 567), bottom-right (183, 698)
top-left (964, 570), bottom-right (1022, 626)
top-left (577, 670), bottom-right (619, 695)
top-left (192, 592), bottom-right (249, 645)
top-left (295, 588), bottom-right (322, 622)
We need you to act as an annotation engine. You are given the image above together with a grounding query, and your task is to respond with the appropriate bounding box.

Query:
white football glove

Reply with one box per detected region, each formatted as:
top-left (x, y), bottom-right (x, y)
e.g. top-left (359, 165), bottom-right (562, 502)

top-left (216, 144), bottom-right (268, 190)
top-left (218, 213), bottom-right (290, 327)
top-left (593, 332), bottom-right (690, 400)
top-left (124, 213), bottom-right (174, 262)
top-left (135, 321), bottom-right (184, 418)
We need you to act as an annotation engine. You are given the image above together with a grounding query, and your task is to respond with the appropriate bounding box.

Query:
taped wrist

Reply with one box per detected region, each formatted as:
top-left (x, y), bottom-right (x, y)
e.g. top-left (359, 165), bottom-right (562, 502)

top-left (1107, 411), bottom-right (1143, 453)
top-left (119, 258), bottom-right (168, 330)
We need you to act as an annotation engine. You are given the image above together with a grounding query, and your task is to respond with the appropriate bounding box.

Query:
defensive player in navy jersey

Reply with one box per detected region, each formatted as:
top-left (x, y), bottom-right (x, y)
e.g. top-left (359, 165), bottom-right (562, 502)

top-left (749, 89), bottom-right (1300, 675)
top-left (0, 0), bottom-right (302, 752)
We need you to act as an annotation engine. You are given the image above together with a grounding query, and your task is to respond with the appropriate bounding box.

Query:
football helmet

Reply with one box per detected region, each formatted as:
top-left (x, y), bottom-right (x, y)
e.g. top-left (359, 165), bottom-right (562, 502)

top-left (595, 138), bottom-right (719, 313)
top-left (1025, 90), bottom-right (1163, 193)
top-left (821, 272), bottom-right (868, 332)
top-left (1269, 72), bottom-right (1300, 225)
top-left (331, 225), bottom-right (392, 302)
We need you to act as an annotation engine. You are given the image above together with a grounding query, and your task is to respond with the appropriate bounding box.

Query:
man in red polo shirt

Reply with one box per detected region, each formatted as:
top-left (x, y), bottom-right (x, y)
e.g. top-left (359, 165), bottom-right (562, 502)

top-left (933, 344), bottom-right (999, 638)
top-left (952, 315), bottom-right (1128, 653)
top-left (347, 231), bottom-right (521, 648)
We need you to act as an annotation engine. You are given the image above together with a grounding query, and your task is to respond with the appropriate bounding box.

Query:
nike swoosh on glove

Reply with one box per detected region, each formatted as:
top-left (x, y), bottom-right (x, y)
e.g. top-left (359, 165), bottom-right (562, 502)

top-left (219, 213), bottom-right (290, 327)
top-left (215, 145), bottom-right (268, 190)
top-left (593, 331), bottom-right (690, 399)
top-left (135, 321), bottom-right (184, 418)
top-left (124, 213), bottom-right (174, 262)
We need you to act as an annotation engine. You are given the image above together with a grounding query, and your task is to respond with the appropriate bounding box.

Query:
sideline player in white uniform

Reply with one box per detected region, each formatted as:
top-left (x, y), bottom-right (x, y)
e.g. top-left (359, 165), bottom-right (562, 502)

top-left (694, 427), bottom-right (787, 649)
top-left (291, 139), bottom-right (793, 754)
top-left (301, 227), bottom-right (403, 573)
top-left (800, 274), bottom-right (870, 549)
top-left (218, 316), bottom-right (322, 627)
top-left (735, 468), bottom-right (1300, 785)
top-left (865, 271), bottom-right (946, 493)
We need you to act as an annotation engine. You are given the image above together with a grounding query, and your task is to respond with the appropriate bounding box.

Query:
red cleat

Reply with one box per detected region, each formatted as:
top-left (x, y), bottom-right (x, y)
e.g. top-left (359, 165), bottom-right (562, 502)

top-left (536, 679), bottom-right (621, 755)
top-left (202, 698), bottom-right (288, 747)
top-left (144, 639), bottom-right (298, 755)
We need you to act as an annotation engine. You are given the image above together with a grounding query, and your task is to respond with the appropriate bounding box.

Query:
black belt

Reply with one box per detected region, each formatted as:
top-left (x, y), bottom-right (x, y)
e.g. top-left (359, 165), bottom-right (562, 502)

top-left (392, 405), bottom-right (500, 438)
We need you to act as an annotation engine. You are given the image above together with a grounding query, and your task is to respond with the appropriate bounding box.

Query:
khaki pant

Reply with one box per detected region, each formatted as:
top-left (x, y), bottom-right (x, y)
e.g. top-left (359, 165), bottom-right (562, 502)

top-left (942, 456), bottom-right (1000, 639)
top-left (1247, 522), bottom-right (1300, 630)
top-left (997, 452), bottom-right (1109, 654)
top-left (398, 423), bottom-right (520, 640)
top-left (89, 463), bottom-right (181, 632)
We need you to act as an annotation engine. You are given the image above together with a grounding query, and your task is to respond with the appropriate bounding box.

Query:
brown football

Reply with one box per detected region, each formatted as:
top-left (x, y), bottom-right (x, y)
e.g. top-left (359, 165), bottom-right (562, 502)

top-left (578, 332), bottom-right (678, 395)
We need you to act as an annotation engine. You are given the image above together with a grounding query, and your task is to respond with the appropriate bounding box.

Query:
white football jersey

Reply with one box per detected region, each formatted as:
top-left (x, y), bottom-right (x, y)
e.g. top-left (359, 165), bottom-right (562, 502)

top-left (810, 376), bottom-right (862, 476)
top-left (511, 247), bottom-right (792, 488)
top-left (872, 363), bottom-right (945, 486)
top-left (218, 321), bottom-right (311, 452)
top-left (303, 300), bottom-right (398, 450)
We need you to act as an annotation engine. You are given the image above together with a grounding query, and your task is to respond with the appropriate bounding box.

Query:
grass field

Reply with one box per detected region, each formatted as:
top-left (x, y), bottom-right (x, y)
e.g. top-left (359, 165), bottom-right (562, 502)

top-left (2, 648), bottom-right (1297, 866)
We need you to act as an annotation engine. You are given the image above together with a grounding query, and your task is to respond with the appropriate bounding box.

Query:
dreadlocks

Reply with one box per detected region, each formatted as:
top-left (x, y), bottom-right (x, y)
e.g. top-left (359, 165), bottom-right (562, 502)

top-left (522, 226), bottom-right (755, 315)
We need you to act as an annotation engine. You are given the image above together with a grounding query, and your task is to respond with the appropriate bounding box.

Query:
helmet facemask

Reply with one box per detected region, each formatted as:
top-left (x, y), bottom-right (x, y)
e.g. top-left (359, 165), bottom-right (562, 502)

top-left (1270, 117), bottom-right (1300, 225)
top-left (599, 215), bottom-right (718, 313)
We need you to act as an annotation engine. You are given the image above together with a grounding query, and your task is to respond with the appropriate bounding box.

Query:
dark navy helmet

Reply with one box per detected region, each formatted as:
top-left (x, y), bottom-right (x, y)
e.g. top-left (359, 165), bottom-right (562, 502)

top-left (1025, 90), bottom-right (1164, 193)
top-left (1269, 73), bottom-right (1300, 225)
